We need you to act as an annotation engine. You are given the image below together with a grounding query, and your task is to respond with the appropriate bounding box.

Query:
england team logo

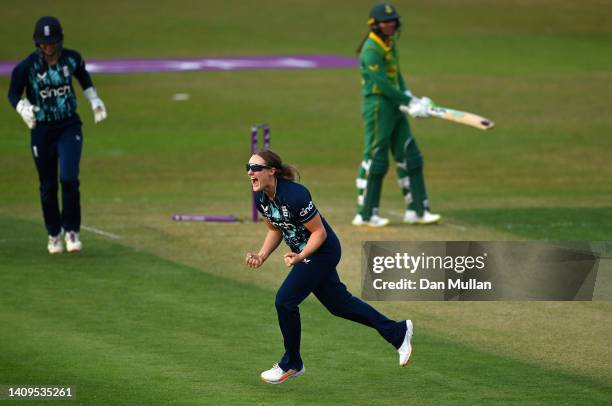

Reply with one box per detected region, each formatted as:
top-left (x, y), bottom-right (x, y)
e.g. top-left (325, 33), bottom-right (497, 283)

top-left (281, 205), bottom-right (290, 219)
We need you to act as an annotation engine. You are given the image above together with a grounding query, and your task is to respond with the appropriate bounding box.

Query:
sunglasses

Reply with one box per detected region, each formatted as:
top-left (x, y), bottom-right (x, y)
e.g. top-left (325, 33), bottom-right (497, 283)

top-left (245, 163), bottom-right (271, 172)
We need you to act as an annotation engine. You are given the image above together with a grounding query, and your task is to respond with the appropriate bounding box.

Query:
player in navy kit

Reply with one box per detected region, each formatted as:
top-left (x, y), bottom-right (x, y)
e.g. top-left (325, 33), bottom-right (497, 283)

top-left (8, 16), bottom-right (107, 254)
top-left (245, 150), bottom-right (414, 384)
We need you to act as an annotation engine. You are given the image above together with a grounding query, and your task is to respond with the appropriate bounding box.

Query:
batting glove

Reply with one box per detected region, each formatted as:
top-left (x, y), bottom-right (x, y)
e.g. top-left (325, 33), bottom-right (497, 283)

top-left (406, 96), bottom-right (434, 118)
top-left (16, 99), bottom-right (40, 129)
top-left (83, 87), bottom-right (108, 123)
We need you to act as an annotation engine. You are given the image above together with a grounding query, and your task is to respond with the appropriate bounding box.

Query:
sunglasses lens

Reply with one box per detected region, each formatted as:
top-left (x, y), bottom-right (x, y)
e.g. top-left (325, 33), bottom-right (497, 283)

top-left (246, 163), bottom-right (268, 172)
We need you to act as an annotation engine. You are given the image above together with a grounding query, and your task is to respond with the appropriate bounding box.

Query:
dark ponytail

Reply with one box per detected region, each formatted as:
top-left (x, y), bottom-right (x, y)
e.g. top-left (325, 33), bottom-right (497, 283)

top-left (356, 30), bottom-right (370, 54)
top-left (255, 149), bottom-right (300, 181)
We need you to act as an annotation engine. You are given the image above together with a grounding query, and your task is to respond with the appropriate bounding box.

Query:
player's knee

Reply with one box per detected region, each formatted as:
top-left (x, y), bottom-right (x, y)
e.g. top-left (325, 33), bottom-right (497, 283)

top-left (275, 293), bottom-right (298, 313)
top-left (60, 168), bottom-right (80, 183)
top-left (325, 296), bottom-right (357, 318)
top-left (39, 180), bottom-right (58, 200)
top-left (325, 304), bottom-right (346, 318)
top-left (60, 178), bottom-right (80, 191)
top-left (60, 179), bottom-right (80, 199)
top-left (405, 154), bottom-right (423, 174)
top-left (370, 158), bottom-right (389, 175)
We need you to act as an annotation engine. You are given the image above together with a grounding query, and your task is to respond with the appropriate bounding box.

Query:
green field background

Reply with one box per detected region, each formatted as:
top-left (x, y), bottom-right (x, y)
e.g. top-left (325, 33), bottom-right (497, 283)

top-left (1, 1), bottom-right (611, 404)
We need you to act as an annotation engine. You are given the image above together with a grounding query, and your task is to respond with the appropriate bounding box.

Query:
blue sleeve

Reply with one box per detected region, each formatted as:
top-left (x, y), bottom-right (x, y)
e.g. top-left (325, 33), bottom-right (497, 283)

top-left (289, 184), bottom-right (319, 224)
top-left (71, 51), bottom-right (93, 90)
top-left (8, 60), bottom-right (28, 108)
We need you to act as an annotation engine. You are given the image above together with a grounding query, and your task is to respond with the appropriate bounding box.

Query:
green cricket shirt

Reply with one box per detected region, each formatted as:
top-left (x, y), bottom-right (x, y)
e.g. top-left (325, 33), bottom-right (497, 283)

top-left (359, 32), bottom-right (412, 106)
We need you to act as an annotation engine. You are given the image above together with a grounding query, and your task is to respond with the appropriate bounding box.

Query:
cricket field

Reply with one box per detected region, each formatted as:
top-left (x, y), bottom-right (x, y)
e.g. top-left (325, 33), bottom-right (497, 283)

top-left (1, 1), bottom-right (611, 404)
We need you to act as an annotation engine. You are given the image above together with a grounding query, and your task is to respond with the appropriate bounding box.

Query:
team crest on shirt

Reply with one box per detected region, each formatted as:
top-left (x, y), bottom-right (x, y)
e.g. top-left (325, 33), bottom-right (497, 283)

top-left (36, 72), bottom-right (47, 81)
top-left (281, 205), bottom-right (290, 219)
top-left (63, 65), bottom-right (70, 77)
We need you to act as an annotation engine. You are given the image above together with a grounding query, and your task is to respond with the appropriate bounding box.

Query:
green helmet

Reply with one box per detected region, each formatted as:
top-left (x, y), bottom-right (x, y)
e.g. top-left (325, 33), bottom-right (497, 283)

top-left (368, 3), bottom-right (401, 26)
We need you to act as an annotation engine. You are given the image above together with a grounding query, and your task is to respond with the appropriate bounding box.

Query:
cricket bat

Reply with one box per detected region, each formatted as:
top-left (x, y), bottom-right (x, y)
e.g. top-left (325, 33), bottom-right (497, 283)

top-left (428, 106), bottom-right (495, 130)
top-left (400, 104), bottom-right (495, 130)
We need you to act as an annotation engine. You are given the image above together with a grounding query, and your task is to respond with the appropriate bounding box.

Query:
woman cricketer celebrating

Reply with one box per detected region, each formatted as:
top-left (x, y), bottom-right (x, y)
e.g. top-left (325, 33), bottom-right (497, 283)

top-left (8, 16), bottom-right (107, 254)
top-left (245, 150), bottom-right (413, 384)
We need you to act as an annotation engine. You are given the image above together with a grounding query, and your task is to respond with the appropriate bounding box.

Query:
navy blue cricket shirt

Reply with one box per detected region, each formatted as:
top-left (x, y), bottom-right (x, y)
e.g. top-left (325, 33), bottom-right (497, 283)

top-left (8, 48), bottom-right (93, 125)
top-left (255, 178), bottom-right (339, 254)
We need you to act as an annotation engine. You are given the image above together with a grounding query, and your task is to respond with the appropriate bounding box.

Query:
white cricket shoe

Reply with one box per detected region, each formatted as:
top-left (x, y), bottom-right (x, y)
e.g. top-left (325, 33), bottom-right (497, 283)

top-left (403, 210), bottom-right (442, 225)
top-left (398, 320), bottom-right (414, 367)
top-left (352, 214), bottom-right (390, 227)
top-left (47, 234), bottom-right (64, 254)
top-left (65, 231), bottom-right (82, 253)
top-left (260, 364), bottom-right (305, 384)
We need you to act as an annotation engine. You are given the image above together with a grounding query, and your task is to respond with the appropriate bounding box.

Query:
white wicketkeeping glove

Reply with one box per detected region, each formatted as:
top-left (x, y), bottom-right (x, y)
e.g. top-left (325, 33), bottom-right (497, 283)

top-left (83, 87), bottom-right (107, 123)
top-left (16, 99), bottom-right (40, 129)
top-left (399, 96), bottom-right (434, 118)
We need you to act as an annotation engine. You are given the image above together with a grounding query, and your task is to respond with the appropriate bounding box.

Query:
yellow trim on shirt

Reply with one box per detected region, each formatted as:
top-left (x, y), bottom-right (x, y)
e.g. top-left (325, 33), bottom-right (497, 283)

top-left (368, 32), bottom-right (391, 52)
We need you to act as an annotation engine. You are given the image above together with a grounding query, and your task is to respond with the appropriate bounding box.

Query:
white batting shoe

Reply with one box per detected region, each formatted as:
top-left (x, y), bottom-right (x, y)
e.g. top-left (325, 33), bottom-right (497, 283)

top-left (65, 231), bottom-right (82, 253)
top-left (47, 234), bottom-right (64, 254)
top-left (260, 364), bottom-right (305, 384)
top-left (352, 214), bottom-right (390, 227)
top-left (398, 320), bottom-right (414, 367)
top-left (403, 210), bottom-right (441, 225)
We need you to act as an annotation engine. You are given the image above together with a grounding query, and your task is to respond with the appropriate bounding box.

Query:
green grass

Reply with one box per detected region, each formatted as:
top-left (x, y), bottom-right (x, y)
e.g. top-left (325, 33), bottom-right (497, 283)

top-left (1, 217), bottom-right (611, 405)
top-left (448, 207), bottom-right (612, 240)
top-left (1, 0), bottom-right (611, 404)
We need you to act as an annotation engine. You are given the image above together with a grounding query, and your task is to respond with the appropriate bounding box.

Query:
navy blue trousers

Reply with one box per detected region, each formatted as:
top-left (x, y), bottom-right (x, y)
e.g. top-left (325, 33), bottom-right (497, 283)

top-left (30, 122), bottom-right (83, 236)
top-left (276, 237), bottom-right (407, 371)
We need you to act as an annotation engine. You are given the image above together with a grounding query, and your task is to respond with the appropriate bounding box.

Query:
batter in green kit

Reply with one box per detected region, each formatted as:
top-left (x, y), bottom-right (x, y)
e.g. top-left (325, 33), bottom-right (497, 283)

top-left (352, 3), bottom-right (441, 227)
